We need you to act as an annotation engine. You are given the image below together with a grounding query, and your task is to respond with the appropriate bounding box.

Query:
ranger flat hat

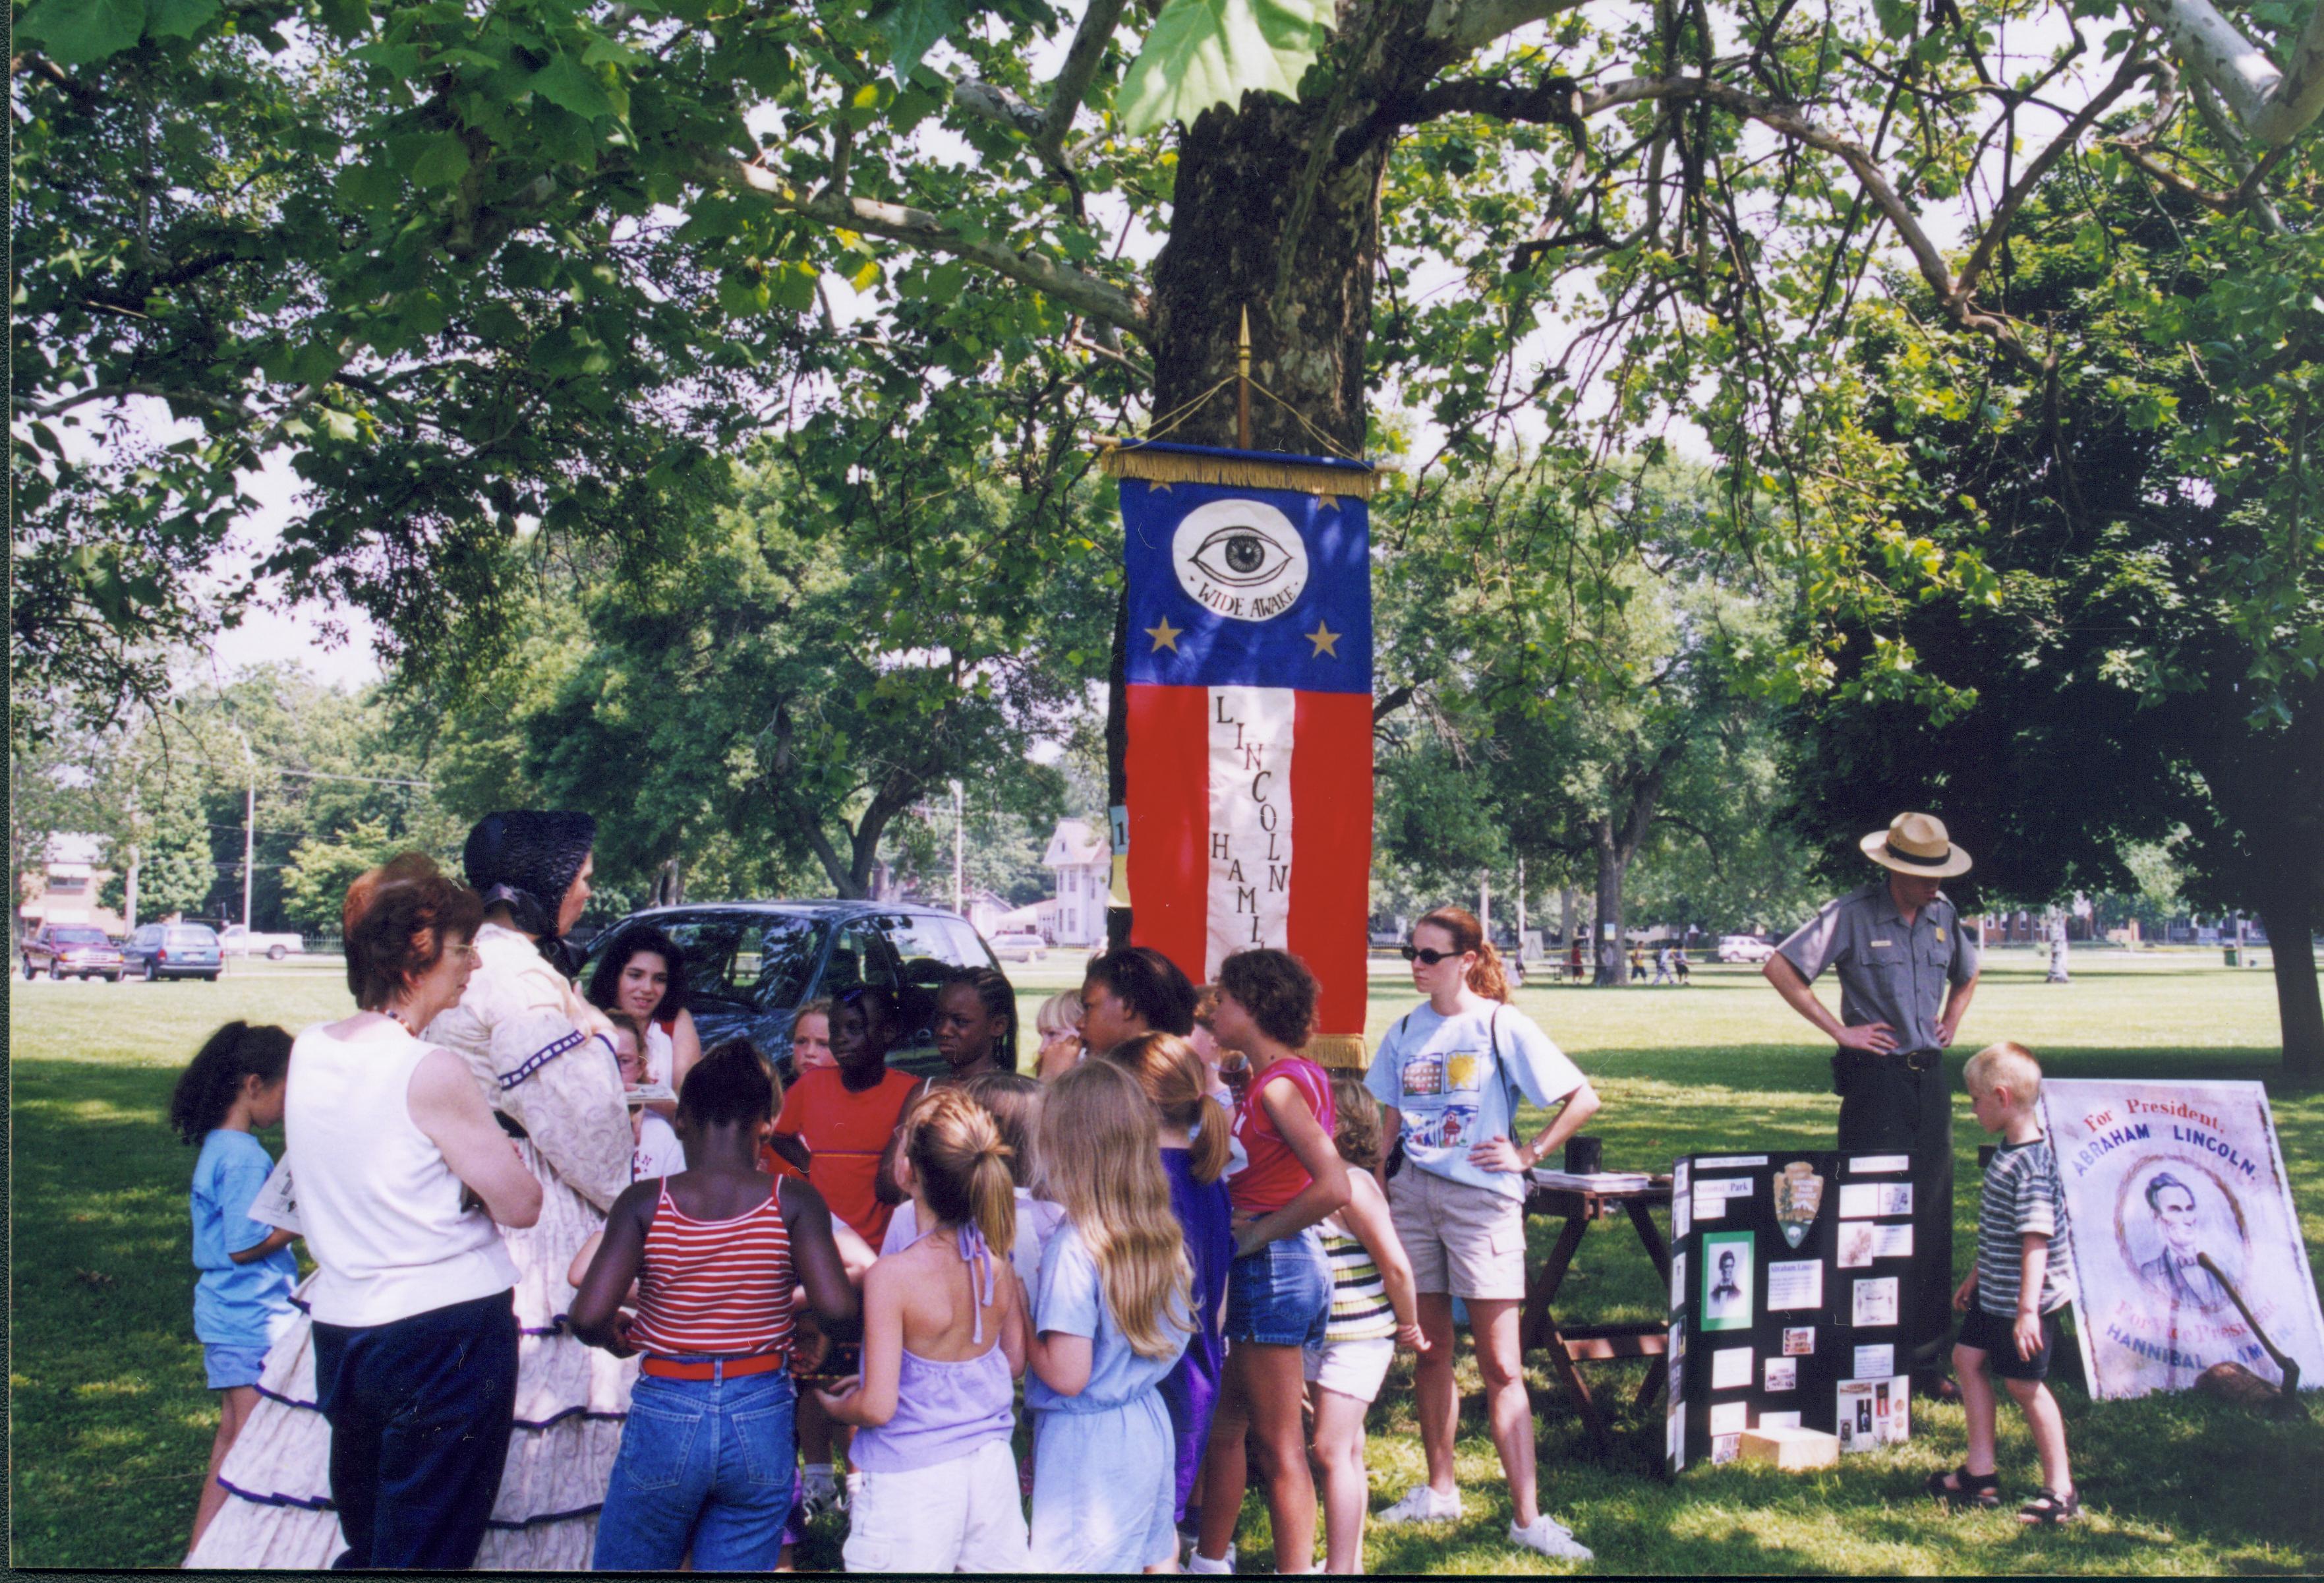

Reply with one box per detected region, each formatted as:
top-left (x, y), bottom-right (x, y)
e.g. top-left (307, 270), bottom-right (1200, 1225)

top-left (1859, 812), bottom-right (1972, 878)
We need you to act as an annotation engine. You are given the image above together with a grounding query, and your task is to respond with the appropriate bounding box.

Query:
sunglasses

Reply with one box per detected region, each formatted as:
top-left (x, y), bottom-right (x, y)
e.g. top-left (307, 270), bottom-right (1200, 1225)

top-left (1400, 945), bottom-right (1462, 965)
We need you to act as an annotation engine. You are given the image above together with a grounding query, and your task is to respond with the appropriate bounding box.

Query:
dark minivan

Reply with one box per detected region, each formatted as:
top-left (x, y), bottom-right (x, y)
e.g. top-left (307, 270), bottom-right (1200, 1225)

top-left (122, 922), bottom-right (224, 982)
top-left (580, 901), bottom-right (1006, 1079)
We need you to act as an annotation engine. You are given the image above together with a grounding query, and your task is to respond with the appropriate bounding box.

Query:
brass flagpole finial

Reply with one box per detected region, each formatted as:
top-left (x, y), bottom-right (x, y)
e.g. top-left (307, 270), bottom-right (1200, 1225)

top-left (1236, 305), bottom-right (1253, 450)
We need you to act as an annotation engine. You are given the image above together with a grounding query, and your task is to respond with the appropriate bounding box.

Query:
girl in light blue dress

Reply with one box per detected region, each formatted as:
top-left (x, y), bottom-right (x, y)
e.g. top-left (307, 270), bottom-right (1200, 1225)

top-left (1024, 1061), bottom-right (1193, 1572)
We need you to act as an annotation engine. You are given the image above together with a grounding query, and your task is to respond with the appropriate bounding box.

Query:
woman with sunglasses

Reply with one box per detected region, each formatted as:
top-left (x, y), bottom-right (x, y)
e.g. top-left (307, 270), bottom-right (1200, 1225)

top-left (1363, 907), bottom-right (1601, 1563)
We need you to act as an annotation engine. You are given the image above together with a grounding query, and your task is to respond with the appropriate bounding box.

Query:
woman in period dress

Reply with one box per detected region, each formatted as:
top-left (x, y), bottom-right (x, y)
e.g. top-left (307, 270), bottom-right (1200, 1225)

top-left (189, 811), bottom-right (634, 1569)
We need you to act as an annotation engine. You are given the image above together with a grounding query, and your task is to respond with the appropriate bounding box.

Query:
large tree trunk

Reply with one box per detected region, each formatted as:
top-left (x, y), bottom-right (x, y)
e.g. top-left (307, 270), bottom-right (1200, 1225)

top-left (2256, 894), bottom-right (2324, 1083)
top-left (1593, 822), bottom-right (1627, 985)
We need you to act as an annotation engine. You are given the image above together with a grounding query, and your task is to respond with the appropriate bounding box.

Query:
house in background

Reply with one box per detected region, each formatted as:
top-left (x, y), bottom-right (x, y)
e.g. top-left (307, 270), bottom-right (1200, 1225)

top-left (16, 834), bottom-right (125, 935)
top-left (1041, 818), bottom-right (1111, 949)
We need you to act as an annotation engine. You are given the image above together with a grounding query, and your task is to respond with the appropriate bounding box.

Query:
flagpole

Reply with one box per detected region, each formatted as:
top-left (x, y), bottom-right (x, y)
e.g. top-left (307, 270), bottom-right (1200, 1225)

top-left (1236, 307), bottom-right (1253, 450)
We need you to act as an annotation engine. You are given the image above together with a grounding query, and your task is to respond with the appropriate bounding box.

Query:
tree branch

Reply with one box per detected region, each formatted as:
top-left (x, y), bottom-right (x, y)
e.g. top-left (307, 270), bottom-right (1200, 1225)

top-left (2130, 0), bottom-right (2324, 146)
top-left (1954, 42), bottom-right (2153, 303)
top-left (721, 162), bottom-right (1151, 339)
top-left (1422, 0), bottom-right (1592, 56)
top-left (1598, 76), bottom-right (2029, 353)
top-left (1035, 0), bottom-right (1127, 167)
top-left (953, 78), bottom-right (1047, 140)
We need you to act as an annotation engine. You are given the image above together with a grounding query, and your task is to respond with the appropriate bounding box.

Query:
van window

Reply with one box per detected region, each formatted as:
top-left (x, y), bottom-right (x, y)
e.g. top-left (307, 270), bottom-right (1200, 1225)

top-left (661, 914), bottom-right (825, 1010)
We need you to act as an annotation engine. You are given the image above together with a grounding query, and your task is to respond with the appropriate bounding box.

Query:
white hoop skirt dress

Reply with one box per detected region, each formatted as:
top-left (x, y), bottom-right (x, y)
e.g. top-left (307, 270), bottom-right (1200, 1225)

top-left (187, 924), bottom-right (638, 1568)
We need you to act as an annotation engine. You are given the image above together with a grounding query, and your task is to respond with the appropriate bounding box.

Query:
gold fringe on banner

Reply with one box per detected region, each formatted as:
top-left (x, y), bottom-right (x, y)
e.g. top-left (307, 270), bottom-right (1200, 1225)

top-left (1097, 439), bottom-right (1389, 502)
top-left (1306, 1032), bottom-right (1371, 1073)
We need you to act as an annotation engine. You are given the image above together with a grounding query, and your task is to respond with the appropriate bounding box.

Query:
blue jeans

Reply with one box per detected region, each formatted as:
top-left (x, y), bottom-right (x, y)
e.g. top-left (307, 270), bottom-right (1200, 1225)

top-left (1224, 1227), bottom-right (1330, 1347)
top-left (592, 1365), bottom-right (798, 1572)
top-left (310, 1289), bottom-right (519, 1570)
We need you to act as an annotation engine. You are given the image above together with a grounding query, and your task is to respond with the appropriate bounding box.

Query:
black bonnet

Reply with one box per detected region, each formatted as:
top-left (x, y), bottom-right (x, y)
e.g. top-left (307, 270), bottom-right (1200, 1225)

top-left (463, 810), bottom-right (596, 947)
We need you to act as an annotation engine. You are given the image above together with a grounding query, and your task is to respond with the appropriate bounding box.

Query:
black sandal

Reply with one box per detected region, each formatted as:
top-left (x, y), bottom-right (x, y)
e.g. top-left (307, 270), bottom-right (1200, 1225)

top-left (2019, 1487), bottom-right (2082, 1525)
top-left (1925, 1466), bottom-right (2000, 1509)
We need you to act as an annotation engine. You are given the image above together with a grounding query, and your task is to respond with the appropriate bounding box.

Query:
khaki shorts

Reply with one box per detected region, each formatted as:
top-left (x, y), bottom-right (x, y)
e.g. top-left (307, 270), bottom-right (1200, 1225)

top-left (1387, 1166), bottom-right (1530, 1301)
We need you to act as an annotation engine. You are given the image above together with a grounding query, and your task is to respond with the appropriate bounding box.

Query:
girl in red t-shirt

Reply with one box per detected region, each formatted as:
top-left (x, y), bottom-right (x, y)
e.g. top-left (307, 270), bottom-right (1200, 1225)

top-left (1189, 949), bottom-right (1351, 1576)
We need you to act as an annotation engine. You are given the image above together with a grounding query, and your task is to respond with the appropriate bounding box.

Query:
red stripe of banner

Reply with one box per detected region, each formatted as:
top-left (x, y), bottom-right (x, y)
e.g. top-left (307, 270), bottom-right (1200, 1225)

top-left (1125, 683), bottom-right (1211, 990)
top-left (1291, 690), bottom-right (1372, 1037)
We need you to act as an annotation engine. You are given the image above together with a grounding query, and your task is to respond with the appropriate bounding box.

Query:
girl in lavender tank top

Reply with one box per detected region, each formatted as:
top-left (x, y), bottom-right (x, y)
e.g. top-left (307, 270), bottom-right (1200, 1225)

top-left (820, 1089), bottom-right (1031, 1572)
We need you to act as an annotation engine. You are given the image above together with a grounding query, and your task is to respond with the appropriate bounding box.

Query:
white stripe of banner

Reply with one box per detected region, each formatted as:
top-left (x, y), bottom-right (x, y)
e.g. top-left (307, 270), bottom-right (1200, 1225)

top-left (1206, 685), bottom-right (1294, 981)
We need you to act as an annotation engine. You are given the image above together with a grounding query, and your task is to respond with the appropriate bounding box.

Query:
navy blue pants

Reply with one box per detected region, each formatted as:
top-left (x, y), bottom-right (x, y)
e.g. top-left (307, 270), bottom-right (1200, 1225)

top-left (311, 1288), bottom-right (520, 1570)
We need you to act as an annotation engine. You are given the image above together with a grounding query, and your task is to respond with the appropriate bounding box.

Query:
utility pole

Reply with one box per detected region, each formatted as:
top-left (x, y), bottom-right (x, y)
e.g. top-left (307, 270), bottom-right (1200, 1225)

top-left (950, 779), bottom-right (965, 916)
top-left (229, 726), bottom-right (256, 930)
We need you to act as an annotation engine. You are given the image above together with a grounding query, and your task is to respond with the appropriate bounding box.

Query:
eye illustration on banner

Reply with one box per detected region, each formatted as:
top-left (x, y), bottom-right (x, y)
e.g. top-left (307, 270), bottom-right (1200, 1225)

top-left (1173, 500), bottom-right (1311, 621)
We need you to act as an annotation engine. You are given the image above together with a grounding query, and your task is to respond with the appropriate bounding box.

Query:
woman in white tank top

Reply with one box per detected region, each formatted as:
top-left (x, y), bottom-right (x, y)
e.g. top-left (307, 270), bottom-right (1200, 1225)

top-left (286, 856), bottom-right (543, 1568)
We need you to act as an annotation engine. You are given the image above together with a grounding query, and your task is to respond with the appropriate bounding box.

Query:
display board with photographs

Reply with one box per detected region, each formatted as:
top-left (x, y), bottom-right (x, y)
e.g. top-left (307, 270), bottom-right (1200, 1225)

top-left (1666, 1150), bottom-right (1920, 1471)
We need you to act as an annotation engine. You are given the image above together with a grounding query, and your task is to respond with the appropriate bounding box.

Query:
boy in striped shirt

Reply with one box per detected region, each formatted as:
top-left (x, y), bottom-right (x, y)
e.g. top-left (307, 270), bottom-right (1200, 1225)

top-left (1930, 1041), bottom-right (2080, 1524)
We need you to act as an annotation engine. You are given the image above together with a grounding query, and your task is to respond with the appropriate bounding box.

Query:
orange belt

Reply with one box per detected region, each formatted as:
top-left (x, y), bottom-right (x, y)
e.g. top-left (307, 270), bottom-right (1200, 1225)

top-left (640, 1352), bottom-right (787, 1381)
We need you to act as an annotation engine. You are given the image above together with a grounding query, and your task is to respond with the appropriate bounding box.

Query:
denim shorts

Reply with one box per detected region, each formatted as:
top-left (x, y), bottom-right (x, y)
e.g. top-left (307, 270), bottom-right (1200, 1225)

top-left (1224, 1228), bottom-right (1330, 1347)
top-left (204, 1342), bottom-right (272, 1390)
top-left (593, 1366), bottom-right (797, 1571)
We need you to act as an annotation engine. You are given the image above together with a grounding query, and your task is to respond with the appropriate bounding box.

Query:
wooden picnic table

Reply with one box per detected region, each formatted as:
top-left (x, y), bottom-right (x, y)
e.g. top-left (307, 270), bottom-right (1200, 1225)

top-left (1519, 1176), bottom-right (1673, 1450)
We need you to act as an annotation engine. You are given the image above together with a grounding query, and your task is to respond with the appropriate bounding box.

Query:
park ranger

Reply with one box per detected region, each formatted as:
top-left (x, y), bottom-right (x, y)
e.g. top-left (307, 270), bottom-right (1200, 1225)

top-left (1764, 812), bottom-right (1981, 1394)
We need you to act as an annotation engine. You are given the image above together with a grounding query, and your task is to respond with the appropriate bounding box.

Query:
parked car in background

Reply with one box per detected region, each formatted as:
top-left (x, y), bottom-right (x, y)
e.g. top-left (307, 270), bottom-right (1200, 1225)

top-left (122, 922), bottom-right (223, 982)
top-left (1716, 934), bottom-right (1776, 964)
top-left (987, 928), bottom-right (1047, 963)
top-left (217, 924), bottom-right (305, 960)
top-left (20, 924), bottom-right (125, 981)
top-left (579, 901), bottom-right (1004, 1079)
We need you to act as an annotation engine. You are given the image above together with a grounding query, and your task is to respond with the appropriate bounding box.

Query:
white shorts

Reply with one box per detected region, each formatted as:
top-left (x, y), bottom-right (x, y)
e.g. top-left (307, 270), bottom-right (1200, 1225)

top-left (843, 1439), bottom-right (1029, 1573)
top-left (1302, 1336), bottom-right (1396, 1404)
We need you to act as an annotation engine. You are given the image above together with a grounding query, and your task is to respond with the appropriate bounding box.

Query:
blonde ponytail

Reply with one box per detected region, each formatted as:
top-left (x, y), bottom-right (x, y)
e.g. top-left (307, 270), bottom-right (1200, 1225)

top-left (904, 1087), bottom-right (1018, 1256)
top-left (1103, 1032), bottom-right (1231, 1185)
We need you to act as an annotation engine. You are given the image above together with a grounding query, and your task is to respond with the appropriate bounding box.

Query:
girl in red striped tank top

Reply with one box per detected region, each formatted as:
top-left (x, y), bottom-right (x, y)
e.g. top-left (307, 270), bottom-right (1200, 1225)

top-left (573, 1042), bottom-right (858, 1571)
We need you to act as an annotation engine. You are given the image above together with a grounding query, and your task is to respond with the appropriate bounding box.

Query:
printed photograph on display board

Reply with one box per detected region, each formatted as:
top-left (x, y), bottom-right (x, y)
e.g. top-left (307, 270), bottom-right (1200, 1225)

top-left (2038, 1079), bottom-right (2324, 1400)
top-left (1702, 1233), bottom-right (1756, 1331)
top-left (1666, 1150), bottom-right (1924, 1471)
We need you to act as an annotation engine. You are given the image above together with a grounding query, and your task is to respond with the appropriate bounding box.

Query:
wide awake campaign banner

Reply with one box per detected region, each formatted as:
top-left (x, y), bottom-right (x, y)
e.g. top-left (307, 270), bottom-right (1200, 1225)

top-left (1104, 440), bottom-right (1378, 1062)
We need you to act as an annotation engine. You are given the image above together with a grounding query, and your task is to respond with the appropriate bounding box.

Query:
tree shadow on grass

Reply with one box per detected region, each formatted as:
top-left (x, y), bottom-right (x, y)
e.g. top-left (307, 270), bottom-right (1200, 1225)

top-left (12, 1058), bottom-right (236, 1567)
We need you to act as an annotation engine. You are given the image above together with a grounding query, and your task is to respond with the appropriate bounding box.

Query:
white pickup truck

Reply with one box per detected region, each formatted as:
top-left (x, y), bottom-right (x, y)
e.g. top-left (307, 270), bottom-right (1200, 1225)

top-left (218, 924), bottom-right (306, 960)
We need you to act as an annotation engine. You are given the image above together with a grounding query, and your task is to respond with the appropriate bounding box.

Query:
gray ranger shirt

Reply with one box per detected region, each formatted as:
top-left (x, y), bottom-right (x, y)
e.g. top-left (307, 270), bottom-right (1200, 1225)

top-left (1776, 880), bottom-right (1981, 1053)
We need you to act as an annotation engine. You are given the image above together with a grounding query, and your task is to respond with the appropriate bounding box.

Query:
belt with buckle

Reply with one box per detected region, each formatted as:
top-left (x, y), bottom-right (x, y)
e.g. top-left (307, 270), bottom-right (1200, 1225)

top-left (641, 1352), bottom-right (788, 1381)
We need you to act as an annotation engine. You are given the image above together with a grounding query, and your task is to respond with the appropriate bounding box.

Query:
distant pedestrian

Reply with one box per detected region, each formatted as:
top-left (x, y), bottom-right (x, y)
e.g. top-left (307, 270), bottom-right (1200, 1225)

top-left (1653, 945), bottom-right (1674, 985)
top-left (1673, 945), bottom-right (1691, 985)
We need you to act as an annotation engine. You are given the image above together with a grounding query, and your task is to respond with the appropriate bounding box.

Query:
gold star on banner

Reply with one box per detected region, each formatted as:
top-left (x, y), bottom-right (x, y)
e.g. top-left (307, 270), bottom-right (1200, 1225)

top-left (1306, 619), bottom-right (1341, 658)
top-left (1311, 492), bottom-right (1343, 512)
top-left (1144, 480), bottom-right (1173, 493)
top-left (1146, 616), bottom-right (1184, 653)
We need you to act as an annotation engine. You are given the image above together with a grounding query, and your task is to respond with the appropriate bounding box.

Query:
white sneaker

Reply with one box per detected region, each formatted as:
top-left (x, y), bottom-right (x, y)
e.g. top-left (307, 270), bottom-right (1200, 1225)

top-left (1185, 1543), bottom-right (1236, 1573)
top-left (1509, 1513), bottom-right (1594, 1561)
top-left (1376, 1485), bottom-right (1463, 1524)
top-left (798, 1464), bottom-right (844, 1518)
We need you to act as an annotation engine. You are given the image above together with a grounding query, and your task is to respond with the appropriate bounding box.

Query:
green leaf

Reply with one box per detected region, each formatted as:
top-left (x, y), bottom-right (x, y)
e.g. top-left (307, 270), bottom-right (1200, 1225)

top-left (876, 0), bottom-right (973, 84)
top-left (530, 51), bottom-right (614, 121)
top-left (1117, 0), bottom-right (1331, 136)
top-left (312, 0), bottom-right (369, 39)
top-left (1871, 0), bottom-right (1915, 38)
top-left (18, 0), bottom-right (148, 65)
top-left (146, 0), bottom-right (219, 41)
top-left (409, 134), bottom-right (471, 188)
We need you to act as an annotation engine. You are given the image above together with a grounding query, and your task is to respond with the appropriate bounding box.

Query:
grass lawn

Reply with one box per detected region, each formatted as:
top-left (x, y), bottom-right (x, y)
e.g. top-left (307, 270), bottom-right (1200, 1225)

top-left (11, 947), bottom-right (2324, 1570)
